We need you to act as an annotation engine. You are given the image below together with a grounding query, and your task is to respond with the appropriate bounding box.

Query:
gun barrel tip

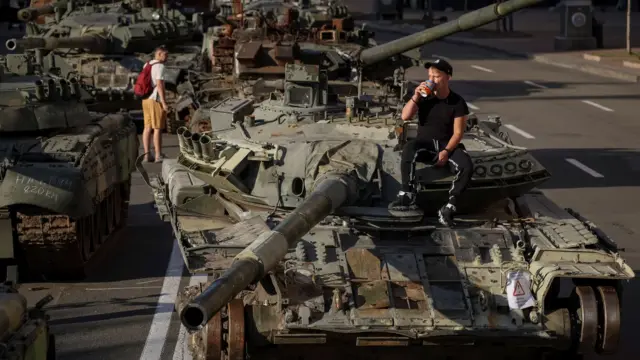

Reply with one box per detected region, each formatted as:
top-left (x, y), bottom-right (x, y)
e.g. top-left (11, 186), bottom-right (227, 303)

top-left (5, 39), bottom-right (17, 51)
top-left (17, 11), bottom-right (31, 22)
top-left (181, 304), bottom-right (207, 331)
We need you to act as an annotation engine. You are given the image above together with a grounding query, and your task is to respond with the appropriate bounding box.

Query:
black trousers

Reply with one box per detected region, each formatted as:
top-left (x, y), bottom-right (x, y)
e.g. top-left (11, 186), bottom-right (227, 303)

top-left (400, 139), bottom-right (474, 207)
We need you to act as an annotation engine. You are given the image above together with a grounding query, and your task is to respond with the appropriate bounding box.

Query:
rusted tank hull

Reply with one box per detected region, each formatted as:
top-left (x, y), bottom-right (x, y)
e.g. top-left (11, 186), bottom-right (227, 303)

top-left (175, 278), bottom-right (624, 360)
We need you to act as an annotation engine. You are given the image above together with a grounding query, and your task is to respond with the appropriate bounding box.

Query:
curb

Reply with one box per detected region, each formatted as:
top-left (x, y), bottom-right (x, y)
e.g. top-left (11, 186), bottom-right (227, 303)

top-left (362, 22), bottom-right (639, 83)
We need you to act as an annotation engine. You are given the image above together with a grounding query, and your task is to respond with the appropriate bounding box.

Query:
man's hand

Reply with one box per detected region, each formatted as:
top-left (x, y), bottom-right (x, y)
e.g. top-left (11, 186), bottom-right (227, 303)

top-left (161, 102), bottom-right (170, 112)
top-left (436, 150), bottom-right (449, 166)
top-left (414, 82), bottom-right (428, 98)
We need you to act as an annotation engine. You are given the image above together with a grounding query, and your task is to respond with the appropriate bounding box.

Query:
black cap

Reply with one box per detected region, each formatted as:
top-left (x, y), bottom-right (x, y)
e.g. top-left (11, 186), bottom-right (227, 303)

top-left (424, 58), bottom-right (453, 76)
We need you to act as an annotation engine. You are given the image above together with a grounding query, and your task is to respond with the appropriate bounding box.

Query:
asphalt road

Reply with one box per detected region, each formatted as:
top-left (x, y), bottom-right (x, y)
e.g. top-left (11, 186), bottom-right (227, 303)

top-left (13, 25), bottom-right (640, 360)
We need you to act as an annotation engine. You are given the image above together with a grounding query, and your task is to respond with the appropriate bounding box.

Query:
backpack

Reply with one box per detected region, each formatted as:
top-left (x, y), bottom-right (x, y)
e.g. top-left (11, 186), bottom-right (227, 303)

top-left (134, 61), bottom-right (159, 98)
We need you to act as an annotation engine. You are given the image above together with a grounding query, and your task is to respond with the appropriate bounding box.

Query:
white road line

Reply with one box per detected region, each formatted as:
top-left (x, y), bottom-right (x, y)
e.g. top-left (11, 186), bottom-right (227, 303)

top-left (471, 65), bottom-right (495, 73)
top-left (581, 100), bottom-right (614, 112)
top-left (137, 279), bottom-right (162, 285)
top-left (139, 241), bottom-right (185, 360)
top-left (172, 274), bottom-right (208, 360)
top-left (466, 102), bottom-right (479, 110)
top-left (504, 124), bottom-right (536, 139)
top-left (565, 158), bottom-right (604, 178)
top-left (432, 54), bottom-right (452, 61)
top-left (523, 80), bottom-right (548, 89)
top-left (85, 286), bottom-right (162, 291)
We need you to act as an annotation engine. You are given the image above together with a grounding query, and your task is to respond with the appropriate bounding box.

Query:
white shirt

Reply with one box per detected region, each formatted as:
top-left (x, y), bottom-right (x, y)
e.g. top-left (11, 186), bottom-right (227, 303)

top-left (144, 59), bottom-right (166, 102)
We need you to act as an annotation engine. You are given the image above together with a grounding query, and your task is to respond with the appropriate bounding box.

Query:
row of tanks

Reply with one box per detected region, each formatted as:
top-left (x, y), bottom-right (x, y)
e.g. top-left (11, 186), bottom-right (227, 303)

top-left (0, 2), bottom-right (138, 357)
top-left (5, 0), bottom-right (224, 133)
top-left (0, 0), bottom-right (140, 283)
top-left (129, 0), bottom-right (634, 360)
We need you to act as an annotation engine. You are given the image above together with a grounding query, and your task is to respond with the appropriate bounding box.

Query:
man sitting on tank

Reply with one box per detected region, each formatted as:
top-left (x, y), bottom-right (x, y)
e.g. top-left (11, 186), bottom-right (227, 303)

top-left (388, 59), bottom-right (474, 227)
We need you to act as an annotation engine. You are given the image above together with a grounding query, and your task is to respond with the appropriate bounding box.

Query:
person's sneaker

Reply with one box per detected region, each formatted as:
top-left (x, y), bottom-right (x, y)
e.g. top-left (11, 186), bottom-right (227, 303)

top-left (388, 191), bottom-right (417, 211)
top-left (438, 203), bottom-right (456, 227)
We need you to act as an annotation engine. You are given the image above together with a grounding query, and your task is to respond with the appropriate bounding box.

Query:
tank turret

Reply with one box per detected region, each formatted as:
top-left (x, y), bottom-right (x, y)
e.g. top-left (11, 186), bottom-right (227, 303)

top-left (181, 174), bottom-right (358, 330)
top-left (17, 0), bottom-right (68, 22)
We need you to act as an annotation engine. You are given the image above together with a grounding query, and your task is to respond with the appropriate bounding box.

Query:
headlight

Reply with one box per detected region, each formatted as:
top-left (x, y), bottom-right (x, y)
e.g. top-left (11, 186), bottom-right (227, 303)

top-left (151, 12), bottom-right (161, 20)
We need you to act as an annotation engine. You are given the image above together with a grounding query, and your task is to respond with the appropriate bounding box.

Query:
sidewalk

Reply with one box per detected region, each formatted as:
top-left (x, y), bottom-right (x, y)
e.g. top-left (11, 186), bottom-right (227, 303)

top-left (359, 7), bottom-right (640, 83)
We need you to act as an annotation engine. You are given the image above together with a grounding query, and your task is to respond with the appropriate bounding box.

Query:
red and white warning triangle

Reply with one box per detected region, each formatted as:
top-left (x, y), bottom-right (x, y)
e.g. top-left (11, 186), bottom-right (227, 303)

top-left (512, 280), bottom-right (526, 296)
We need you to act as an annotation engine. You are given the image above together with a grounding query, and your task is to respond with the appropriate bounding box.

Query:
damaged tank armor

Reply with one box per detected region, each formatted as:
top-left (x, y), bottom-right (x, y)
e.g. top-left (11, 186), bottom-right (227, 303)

top-left (139, 0), bottom-right (633, 359)
top-left (6, 0), bottom-right (217, 133)
top-left (0, 52), bottom-right (138, 281)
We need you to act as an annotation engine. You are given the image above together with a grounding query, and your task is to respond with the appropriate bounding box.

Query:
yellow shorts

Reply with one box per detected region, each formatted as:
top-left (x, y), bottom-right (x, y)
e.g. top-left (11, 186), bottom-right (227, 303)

top-left (142, 98), bottom-right (167, 129)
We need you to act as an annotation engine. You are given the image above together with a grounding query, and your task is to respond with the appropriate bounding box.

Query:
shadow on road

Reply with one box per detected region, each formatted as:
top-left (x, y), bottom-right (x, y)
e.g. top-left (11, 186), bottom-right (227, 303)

top-left (529, 148), bottom-right (640, 189)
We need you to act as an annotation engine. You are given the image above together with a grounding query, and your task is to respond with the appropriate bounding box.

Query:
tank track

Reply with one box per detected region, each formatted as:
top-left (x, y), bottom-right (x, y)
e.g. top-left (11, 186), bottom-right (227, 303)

top-left (12, 179), bottom-right (131, 281)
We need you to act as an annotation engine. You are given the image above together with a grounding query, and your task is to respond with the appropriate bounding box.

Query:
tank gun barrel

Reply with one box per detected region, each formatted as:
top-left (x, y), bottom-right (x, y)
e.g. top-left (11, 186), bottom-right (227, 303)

top-left (6, 35), bottom-right (108, 53)
top-left (180, 175), bottom-right (355, 331)
top-left (17, 0), bottom-right (68, 22)
top-left (358, 0), bottom-right (543, 66)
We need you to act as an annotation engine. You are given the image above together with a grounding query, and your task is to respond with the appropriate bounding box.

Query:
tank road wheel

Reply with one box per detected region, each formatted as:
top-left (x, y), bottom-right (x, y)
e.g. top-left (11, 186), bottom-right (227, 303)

top-left (203, 299), bottom-right (246, 360)
top-left (594, 286), bottom-right (621, 355)
top-left (226, 299), bottom-right (246, 360)
top-left (572, 286), bottom-right (599, 354)
top-left (205, 309), bottom-right (223, 359)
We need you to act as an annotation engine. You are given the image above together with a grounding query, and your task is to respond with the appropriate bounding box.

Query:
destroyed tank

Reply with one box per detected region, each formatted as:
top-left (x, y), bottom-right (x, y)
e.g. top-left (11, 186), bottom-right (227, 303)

top-left (0, 280), bottom-right (56, 359)
top-left (140, 0), bottom-right (633, 359)
top-left (199, 0), bottom-right (368, 97)
top-left (8, 0), bottom-right (210, 133)
top-left (0, 55), bottom-right (138, 281)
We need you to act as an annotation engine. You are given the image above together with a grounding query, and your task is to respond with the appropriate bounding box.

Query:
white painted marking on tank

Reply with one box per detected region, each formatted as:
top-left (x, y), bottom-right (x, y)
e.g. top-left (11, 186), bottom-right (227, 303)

top-left (466, 102), bottom-right (479, 110)
top-left (523, 80), bottom-right (548, 89)
top-left (581, 100), bottom-right (614, 112)
top-left (85, 286), bottom-right (162, 291)
top-left (432, 54), bottom-right (452, 61)
top-left (172, 274), bottom-right (208, 360)
top-left (504, 124), bottom-right (536, 139)
top-left (471, 65), bottom-right (495, 73)
top-left (139, 241), bottom-right (185, 360)
top-left (565, 158), bottom-right (604, 178)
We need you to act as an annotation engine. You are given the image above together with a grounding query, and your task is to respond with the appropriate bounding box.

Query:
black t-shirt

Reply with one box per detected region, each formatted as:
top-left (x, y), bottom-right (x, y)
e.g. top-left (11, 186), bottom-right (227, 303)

top-left (416, 90), bottom-right (469, 143)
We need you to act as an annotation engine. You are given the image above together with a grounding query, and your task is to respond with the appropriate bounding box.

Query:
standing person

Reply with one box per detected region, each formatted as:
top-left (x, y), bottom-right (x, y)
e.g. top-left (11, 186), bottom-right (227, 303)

top-left (388, 59), bottom-right (473, 227)
top-left (141, 45), bottom-right (169, 163)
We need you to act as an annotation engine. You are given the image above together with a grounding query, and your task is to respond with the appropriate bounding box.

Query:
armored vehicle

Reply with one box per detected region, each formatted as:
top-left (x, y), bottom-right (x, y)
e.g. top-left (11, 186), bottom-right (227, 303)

top-left (142, 0), bottom-right (632, 359)
top-left (0, 54), bottom-right (138, 281)
top-left (8, 0), bottom-right (212, 133)
top-left (0, 280), bottom-right (56, 359)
